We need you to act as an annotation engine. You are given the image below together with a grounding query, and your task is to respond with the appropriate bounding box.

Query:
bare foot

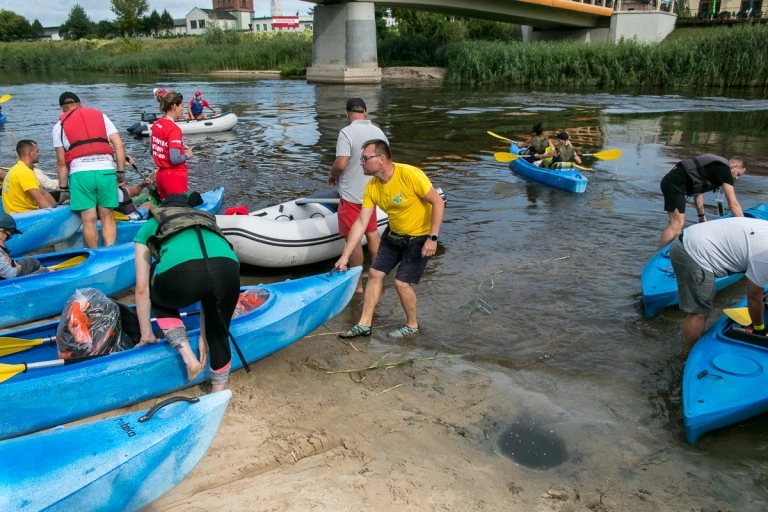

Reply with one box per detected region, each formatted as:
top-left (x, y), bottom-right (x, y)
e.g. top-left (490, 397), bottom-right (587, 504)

top-left (187, 361), bottom-right (203, 381)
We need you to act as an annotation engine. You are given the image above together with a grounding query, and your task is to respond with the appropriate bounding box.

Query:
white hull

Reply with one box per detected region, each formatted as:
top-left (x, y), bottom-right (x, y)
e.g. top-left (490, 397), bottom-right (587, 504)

top-left (217, 196), bottom-right (388, 268)
top-left (128, 112), bottom-right (238, 136)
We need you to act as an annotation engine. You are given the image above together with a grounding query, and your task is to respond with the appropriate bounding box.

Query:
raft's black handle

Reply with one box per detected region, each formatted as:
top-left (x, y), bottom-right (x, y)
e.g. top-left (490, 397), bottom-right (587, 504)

top-left (138, 396), bottom-right (200, 422)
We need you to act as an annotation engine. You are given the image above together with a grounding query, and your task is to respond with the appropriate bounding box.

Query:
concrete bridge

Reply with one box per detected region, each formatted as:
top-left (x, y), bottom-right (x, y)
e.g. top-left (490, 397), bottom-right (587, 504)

top-left (306, 0), bottom-right (677, 83)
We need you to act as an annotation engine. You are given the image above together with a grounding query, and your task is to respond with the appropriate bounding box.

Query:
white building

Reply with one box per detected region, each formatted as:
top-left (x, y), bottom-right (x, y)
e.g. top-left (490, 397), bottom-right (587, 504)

top-left (251, 15), bottom-right (313, 32)
top-left (185, 8), bottom-right (238, 35)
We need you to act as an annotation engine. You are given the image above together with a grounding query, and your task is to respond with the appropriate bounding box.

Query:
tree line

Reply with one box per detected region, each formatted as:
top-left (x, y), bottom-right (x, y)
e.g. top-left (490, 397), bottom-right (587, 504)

top-left (0, 0), bottom-right (176, 41)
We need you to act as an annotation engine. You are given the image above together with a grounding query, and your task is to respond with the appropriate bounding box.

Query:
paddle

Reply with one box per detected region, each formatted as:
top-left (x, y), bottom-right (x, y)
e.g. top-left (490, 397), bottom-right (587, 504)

top-left (0, 312), bottom-right (192, 357)
top-left (494, 149), bottom-right (622, 163)
top-left (0, 94), bottom-right (11, 104)
top-left (49, 255), bottom-right (87, 270)
top-left (487, 131), bottom-right (514, 143)
top-left (0, 354), bottom-right (103, 383)
top-left (723, 307), bottom-right (751, 326)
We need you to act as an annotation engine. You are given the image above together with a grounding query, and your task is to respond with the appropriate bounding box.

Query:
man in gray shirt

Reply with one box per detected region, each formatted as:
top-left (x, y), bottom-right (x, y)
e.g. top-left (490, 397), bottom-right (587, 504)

top-left (670, 216), bottom-right (768, 357)
top-left (327, 97), bottom-right (388, 293)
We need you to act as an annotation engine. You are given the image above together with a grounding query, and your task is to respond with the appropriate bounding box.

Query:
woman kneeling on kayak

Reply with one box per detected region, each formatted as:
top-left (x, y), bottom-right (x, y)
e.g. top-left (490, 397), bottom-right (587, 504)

top-left (133, 194), bottom-right (240, 391)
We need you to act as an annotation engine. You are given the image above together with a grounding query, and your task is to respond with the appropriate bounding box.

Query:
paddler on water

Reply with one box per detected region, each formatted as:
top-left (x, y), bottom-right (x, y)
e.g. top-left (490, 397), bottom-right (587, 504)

top-left (534, 131), bottom-right (583, 170)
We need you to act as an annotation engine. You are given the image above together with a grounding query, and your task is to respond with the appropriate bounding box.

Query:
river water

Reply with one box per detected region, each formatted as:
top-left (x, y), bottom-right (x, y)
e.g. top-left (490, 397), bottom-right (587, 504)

top-left (2, 72), bottom-right (768, 500)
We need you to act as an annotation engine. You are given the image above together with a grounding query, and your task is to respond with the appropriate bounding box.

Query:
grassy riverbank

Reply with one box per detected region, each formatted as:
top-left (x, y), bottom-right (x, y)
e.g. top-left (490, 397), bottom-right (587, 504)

top-left (0, 32), bottom-right (312, 76)
top-left (440, 25), bottom-right (768, 88)
top-left (0, 25), bottom-right (765, 89)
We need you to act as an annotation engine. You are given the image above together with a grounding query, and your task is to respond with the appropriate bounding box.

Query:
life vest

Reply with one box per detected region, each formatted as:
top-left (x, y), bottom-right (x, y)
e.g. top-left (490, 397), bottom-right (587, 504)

top-left (531, 134), bottom-right (549, 154)
top-left (117, 186), bottom-right (137, 215)
top-left (190, 98), bottom-right (204, 116)
top-left (680, 157), bottom-right (713, 195)
top-left (556, 143), bottom-right (575, 163)
top-left (146, 206), bottom-right (229, 261)
top-left (59, 107), bottom-right (113, 165)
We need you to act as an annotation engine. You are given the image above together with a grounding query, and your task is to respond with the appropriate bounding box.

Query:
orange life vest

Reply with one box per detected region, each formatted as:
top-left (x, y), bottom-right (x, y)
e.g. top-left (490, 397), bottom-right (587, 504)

top-left (59, 107), bottom-right (113, 165)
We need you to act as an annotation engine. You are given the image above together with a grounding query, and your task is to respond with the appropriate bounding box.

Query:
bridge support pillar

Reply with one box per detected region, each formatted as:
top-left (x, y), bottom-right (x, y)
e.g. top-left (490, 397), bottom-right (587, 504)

top-left (306, 3), bottom-right (381, 84)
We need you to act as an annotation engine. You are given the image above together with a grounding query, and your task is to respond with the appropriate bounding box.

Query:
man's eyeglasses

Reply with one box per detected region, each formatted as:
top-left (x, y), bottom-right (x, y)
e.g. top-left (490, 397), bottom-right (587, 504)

top-left (360, 155), bottom-right (379, 163)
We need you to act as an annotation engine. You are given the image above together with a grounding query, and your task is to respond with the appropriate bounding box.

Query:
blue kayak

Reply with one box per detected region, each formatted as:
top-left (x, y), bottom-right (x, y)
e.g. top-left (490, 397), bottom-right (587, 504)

top-left (0, 390), bottom-right (231, 511)
top-left (55, 187), bottom-right (224, 250)
top-left (7, 206), bottom-right (82, 256)
top-left (507, 142), bottom-right (588, 193)
top-left (641, 203), bottom-right (768, 319)
top-left (0, 267), bottom-right (360, 440)
top-left (0, 243), bottom-right (136, 329)
top-left (683, 294), bottom-right (768, 444)
top-left (0, 113), bottom-right (6, 124)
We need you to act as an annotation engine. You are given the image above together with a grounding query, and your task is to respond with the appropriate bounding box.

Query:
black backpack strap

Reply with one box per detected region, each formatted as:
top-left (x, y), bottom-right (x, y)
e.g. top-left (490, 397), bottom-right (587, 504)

top-left (194, 227), bottom-right (250, 373)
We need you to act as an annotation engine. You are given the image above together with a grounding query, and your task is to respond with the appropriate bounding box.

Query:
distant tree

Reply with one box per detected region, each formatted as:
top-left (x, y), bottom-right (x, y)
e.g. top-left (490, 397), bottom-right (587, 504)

top-left (391, 10), bottom-right (465, 44)
top-left (93, 20), bottom-right (117, 39)
top-left (465, 19), bottom-right (518, 42)
top-left (160, 10), bottom-right (174, 33)
top-left (307, 7), bottom-right (314, 16)
top-left (60, 4), bottom-right (92, 40)
top-left (111, 0), bottom-right (149, 36)
top-left (29, 19), bottom-right (45, 39)
top-left (0, 9), bottom-right (32, 41)
top-left (145, 9), bottom-right (161, 36)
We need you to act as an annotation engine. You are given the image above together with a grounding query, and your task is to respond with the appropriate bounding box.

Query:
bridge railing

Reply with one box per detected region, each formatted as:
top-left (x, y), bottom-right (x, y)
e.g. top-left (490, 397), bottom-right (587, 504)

top-left (569, 0), bottom-right (677, 13)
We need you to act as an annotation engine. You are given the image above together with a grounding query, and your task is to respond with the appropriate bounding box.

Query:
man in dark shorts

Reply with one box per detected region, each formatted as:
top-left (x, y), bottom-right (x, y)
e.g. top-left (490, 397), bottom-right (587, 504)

top-left (327, 97), bottom-right (388, 293)
top-left (658, 154), bottom-right (746, 249)
top-left (334, 139), bottom-right (445, 339)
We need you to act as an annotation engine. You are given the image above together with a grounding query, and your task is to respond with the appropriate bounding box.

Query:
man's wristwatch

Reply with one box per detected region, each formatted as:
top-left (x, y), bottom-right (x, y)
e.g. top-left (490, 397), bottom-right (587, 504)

top-left (428, 234), bottom-right (438, 242)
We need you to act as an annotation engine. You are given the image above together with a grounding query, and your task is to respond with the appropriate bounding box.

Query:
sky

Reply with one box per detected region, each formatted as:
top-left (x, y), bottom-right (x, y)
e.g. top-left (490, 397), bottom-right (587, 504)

top-left (0, 0), bottom-right (309, 27)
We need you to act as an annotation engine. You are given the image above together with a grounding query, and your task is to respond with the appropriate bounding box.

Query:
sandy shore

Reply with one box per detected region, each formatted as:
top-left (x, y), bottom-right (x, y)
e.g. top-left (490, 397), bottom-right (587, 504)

top-left (122, 297), bottom-right (762, 512)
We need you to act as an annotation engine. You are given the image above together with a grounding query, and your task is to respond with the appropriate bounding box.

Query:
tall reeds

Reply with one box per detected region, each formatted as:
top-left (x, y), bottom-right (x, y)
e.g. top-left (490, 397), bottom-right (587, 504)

top-left (441, 26), bottom-right (768, 89)
top-left (0, 32), bottom-right (312, 75)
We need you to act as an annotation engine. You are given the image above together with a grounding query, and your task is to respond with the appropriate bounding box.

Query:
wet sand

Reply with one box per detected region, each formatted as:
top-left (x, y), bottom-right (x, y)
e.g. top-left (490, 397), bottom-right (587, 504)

top-left (130, 302), bottom-right (765, 512)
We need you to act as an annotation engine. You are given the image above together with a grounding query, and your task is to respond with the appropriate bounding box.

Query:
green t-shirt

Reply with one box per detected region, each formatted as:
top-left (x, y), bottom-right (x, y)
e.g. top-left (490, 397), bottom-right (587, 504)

top-left (134, 217), bottom-right (238, 275)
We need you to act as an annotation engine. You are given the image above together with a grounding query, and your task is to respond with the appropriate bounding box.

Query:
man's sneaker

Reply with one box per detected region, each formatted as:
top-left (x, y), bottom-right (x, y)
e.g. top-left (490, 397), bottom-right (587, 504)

top-left (387, 325), bottom-right (420, 339)
top-left (339, 324), bottom-right (372, 339)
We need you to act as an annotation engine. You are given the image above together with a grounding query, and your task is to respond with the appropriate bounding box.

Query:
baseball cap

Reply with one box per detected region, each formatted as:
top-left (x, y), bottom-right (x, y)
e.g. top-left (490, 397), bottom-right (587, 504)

top-left (0, 212), bottom-right (22, 235)
top-left (556, 131), bottom-right (569, 141)
top-left (345, 97), bottom-right (367, 113)
top-left (195, 90), bottom-right (202, 96)
top-left (58, 92), bottom-right (80, 106)
top-left (152, 88), bottom-right (159, 95)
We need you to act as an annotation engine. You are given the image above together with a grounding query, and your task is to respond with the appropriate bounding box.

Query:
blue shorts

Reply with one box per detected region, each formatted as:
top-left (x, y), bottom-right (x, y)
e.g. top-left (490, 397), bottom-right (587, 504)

top-left (371, 232), bottom-right (430, 285)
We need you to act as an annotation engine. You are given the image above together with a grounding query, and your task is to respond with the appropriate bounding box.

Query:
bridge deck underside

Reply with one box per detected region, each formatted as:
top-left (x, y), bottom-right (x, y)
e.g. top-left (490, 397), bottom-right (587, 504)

top-left (316, 0), bottom-right (612, 28)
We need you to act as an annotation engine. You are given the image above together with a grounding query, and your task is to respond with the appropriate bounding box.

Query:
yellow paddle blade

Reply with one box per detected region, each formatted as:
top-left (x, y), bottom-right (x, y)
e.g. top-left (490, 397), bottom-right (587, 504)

top-left (723, 307), bottom-right (751, 326)
top-left (0, 337), bottom-right (44, 358)
top-left (50, 255), bottom-right (87, 271)
top-left (113, 211), bottom-right (131, 222)
top-left (487, 131), bottom-right (513, 143)
top-left (494, 152), bottom-right (523, 163)
top-left (0, 363), bottom-right (26, 383)
top-left (0, 94), bottom-right (11, 104)
top-left (582, 149), bottom-right (622, 161)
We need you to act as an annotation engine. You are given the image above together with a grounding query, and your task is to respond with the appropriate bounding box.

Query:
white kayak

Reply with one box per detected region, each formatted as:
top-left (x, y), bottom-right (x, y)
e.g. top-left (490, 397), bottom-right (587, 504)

top-left (217, 190), bottom-right (388, 268)
top-left (127, 110), bottom-right (238, 136)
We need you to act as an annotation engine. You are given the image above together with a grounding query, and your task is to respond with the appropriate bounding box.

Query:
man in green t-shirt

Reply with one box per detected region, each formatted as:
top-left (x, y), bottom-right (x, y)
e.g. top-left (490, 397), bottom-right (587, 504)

top-left (334, 139), bottom-right (445, 340)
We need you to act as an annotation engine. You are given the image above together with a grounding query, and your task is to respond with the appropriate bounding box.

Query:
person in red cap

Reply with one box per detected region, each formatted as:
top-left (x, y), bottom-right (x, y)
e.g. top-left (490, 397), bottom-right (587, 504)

top-left (186, 90), bottom-right (216, 121)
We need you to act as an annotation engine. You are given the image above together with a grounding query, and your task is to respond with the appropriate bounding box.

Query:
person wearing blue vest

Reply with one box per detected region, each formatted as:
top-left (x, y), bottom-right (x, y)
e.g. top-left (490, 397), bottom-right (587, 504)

top-left (186, 90), bottom-right (216, 121)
